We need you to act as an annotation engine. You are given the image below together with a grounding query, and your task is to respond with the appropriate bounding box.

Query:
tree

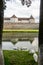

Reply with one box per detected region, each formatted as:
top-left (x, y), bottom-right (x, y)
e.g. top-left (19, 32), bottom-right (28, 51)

top-left (0, 0), bottom-right (6, 65)
top-left (21, 0), bottom-right (31, 7)
top-left (39, 0), bottom-right (43, 65)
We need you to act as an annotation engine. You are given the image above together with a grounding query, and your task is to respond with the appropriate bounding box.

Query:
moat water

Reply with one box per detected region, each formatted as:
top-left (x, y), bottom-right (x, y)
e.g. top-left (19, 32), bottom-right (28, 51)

top-left (2, 37), bottom-right (38, 52)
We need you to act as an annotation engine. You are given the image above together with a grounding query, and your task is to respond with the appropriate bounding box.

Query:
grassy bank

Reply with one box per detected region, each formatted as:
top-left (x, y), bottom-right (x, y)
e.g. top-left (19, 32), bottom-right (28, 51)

top-left (3, 50), bottom-right (38, 65)
top-left (3, 29), bottom-right (39, 33)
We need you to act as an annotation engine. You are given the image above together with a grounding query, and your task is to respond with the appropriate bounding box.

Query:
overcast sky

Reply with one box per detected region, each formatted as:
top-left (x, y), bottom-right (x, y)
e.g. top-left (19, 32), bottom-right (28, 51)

top-left (4, 0), bottom-right (40, 23)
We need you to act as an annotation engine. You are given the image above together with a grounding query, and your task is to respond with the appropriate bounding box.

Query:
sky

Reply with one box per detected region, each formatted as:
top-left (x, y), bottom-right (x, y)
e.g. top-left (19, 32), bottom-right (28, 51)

top-left (4, 0), bottom-right (40, 23)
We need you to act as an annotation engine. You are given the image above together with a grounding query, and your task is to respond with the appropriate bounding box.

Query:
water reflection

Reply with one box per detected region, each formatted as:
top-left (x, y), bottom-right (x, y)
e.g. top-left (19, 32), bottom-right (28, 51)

top-left (2, 37), bottom-right (38, 52)
top-left (2, 41), bottom-right (32, 50)
top-left (2, 41), bottom-right (14, 50)
top-left (14, 41), bottom-right (32, 51)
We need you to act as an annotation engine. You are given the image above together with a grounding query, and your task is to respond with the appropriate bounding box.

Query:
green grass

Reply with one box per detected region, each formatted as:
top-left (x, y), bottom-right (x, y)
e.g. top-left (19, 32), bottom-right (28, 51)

top-left (3, 50), bottom-right (38, 65)
top-left (3, 29), bottom-right (39, 33)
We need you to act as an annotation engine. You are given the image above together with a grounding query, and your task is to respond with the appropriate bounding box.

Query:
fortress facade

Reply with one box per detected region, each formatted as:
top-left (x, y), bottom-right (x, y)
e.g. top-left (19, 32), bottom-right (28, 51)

top-left (3, 15), bottom-right (39, 29)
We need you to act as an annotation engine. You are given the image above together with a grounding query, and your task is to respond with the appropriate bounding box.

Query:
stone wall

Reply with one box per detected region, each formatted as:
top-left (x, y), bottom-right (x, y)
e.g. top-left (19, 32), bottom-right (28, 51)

top-left (3, 22), bottom-right (39, 30)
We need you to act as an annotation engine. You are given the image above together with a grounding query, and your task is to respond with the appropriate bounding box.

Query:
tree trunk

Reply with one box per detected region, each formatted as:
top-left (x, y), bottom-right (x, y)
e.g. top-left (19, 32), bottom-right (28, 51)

top-left (0, 0), bottom-right (4, 65)
top-left (39, 0), bottom-right (43, 65)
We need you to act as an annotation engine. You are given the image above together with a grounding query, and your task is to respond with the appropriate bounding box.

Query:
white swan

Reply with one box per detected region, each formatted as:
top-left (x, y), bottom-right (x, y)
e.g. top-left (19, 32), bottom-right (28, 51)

top-left (33, 53), bottom-right (38, 62)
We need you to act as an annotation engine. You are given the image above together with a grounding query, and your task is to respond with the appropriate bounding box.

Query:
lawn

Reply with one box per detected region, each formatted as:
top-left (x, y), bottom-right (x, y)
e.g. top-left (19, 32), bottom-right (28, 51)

top-left (3, 50), bottom-right (38, 65)
top-left (3, 29), bottom-right (39, 33)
